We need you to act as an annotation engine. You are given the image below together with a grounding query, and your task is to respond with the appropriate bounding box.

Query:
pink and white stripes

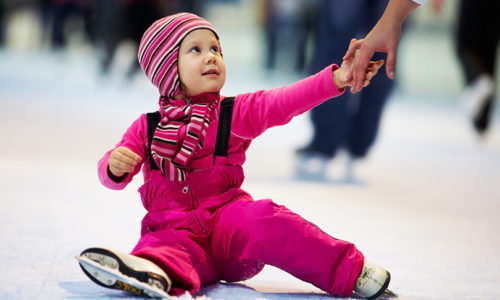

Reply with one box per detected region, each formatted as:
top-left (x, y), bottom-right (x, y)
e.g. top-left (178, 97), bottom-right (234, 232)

top-left (151, 94), bottom-right (219, 181)
top-left (138, 12), bottom-right (219, 98)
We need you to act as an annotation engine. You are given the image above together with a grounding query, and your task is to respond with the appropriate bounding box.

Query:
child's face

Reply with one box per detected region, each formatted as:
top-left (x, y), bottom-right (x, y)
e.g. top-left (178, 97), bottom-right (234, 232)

top-left (178, 29), bottom-right (226, 97)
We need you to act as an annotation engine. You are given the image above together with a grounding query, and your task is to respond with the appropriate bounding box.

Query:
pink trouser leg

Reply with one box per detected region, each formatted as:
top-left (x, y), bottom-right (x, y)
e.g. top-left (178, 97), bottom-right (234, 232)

top-left (211, 199), bottom-right (364, 297)
top-left (130, 228), bottom-right (218, 296)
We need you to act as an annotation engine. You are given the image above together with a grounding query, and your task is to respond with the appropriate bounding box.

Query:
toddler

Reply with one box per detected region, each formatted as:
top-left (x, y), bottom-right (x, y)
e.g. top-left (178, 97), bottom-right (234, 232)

top-left (77, 12), bottom-right (389, 299)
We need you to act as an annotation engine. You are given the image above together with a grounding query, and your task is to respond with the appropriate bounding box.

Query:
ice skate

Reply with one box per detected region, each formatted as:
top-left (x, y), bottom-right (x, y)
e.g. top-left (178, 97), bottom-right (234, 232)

top-left (295, 148), bottom-right (329, 181)
top-left (461, 74), bottom-right (494, 135)
top-left (342, 154), bottom-right (365, 185)
top-left (76, 247), bottom-right (172, 298)
top-left (354, 261), bottom-right (391, 299)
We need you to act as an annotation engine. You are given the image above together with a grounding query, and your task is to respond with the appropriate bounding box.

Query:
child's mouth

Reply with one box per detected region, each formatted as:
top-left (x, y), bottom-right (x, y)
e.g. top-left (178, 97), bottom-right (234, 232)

top-left (202, 70), bottom-right (219, 76)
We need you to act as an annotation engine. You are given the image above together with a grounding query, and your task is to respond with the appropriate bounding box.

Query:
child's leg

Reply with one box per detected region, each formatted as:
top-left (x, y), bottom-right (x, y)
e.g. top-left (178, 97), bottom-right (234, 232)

top-left (131, 228), bottom-right (218, 296)
top-left (211, 199), bottom-right (364, 297)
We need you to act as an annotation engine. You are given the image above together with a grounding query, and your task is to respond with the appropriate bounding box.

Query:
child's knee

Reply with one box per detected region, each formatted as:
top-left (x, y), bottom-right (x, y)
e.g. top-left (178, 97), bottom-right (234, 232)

top-left (220, 258), bottom-right (265, 282)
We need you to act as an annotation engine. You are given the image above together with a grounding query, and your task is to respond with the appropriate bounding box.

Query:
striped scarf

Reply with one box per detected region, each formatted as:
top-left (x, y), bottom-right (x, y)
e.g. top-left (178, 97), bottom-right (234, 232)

top-left (151, 93), bottom-right (219, 181)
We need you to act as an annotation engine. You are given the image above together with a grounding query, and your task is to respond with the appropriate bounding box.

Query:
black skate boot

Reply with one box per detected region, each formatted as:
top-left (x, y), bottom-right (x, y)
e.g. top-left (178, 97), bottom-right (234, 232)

top-left (76, 247), bottom-right (172, 298)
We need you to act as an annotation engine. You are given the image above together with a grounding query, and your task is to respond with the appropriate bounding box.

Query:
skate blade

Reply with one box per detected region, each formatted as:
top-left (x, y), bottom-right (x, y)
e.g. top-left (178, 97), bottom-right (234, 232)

top-left (76, 255), bottom-right (171, 299)
top-left (382, 288), bottom-right (398, 298)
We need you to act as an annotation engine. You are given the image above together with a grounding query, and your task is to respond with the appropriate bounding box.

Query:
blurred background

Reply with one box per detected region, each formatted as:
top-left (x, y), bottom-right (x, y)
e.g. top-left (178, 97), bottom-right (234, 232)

top-left (0, 0), bottom-right (499, 299)
top-left (0, 0), bottom-right (497, 95)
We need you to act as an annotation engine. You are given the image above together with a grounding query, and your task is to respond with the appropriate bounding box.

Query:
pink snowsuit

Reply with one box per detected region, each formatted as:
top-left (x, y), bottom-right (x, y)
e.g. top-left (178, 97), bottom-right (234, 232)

top-left (98, 65), bottom-right (364, 297)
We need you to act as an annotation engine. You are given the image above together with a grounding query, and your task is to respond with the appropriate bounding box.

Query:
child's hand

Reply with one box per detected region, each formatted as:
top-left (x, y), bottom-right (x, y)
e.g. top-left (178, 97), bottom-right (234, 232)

top-left (109, 147), bottom-right (142, 178)
top-left (333, 40), bottom-right (384, 91)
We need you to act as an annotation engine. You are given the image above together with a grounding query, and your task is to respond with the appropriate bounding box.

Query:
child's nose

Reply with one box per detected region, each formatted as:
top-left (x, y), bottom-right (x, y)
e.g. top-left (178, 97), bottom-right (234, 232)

top-left (205, 52), bottom-right (217, 64)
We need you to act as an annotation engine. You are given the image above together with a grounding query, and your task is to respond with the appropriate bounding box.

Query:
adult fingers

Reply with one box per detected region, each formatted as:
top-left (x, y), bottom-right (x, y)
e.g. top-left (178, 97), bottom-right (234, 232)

top-left (385, 48), bottom-right (397, 79)
top-left (343, 38), bottom-right (362, 61)
top-left (351, 48), bottom-right (373, 93)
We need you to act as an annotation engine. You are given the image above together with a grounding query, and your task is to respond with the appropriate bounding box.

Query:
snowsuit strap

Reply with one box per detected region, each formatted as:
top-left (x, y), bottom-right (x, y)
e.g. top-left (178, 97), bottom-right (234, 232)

top-left (214, 97), bottom-right (234, 158)
top-left (146, 97), bottom-right (235, 170)
top-left (146, 111), bottom-right (162, 170)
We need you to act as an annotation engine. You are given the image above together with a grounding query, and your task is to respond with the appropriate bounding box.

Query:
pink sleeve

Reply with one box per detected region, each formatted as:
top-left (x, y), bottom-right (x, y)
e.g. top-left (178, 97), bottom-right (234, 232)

top-left (231, 64), bottom-right (345, 139)
top-left (97, 114), bottom-right (148, 190)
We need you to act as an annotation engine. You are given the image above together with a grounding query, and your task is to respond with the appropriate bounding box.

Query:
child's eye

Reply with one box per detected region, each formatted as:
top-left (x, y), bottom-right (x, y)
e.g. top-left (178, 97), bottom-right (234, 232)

top-left (190, 46), bottom-right (201, 53)
top-left (210, 46), bottom-right (219, 53)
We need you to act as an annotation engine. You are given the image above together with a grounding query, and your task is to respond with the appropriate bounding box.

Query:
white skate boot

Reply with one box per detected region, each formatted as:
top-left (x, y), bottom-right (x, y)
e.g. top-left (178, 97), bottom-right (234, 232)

top-left (76, 247), bottom-right (172, 298)
top-left (354, 261), bottom-right (391, 299)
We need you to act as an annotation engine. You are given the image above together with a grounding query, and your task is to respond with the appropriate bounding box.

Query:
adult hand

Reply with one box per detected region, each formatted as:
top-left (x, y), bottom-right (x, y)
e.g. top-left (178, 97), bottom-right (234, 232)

top-left (343, 22), bottom-right (401, 93)
top-left (109, 146), bottom-right (142, 178)
top-left (343, 0), bottom-right (419, 93)
top-left (334, 42), bottom-right (385, 90)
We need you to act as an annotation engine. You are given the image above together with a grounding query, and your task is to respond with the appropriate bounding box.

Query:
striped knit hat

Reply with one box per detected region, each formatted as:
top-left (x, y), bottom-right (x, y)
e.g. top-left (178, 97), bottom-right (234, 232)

top-left (138, 12), bottom-right (220, 98)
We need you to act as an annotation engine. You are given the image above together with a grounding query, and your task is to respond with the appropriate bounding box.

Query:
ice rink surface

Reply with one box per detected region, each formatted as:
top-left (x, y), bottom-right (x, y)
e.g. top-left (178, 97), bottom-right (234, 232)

top-left (1, 23), bottom-right (500, 300)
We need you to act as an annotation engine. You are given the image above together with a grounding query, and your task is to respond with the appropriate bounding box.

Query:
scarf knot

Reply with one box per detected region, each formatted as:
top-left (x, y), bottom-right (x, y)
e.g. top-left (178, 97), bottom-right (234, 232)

top-left (150, 93), bottom-right (220, 181)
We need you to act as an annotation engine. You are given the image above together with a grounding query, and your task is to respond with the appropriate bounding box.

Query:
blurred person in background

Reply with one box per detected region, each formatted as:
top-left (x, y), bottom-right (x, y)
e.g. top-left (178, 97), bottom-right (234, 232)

top-left (296, 0), bottom-right (409, 182)
top-left (48, 0), bottom-right (94, 49)
top-left (260, 0), bottom-right (314, 73)
top-left (455, 0), bottom-right (499, 136)
top-left (93, 0), bottom-right (160, 78)
top-left (0, 0), bottom-right (4, 47)
top-left (94, 0), bottom-right (206, 80)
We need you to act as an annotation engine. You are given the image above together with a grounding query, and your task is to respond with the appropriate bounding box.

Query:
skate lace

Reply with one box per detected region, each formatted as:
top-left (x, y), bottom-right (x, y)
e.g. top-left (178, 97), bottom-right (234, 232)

top-left (356, 267), bottom-right (374, 288)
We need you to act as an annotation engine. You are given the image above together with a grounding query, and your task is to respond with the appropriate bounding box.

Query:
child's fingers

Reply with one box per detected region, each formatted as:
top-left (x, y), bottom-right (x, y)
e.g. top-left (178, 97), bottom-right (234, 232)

top-left (114, 155), bottom-right (137, 168)
top-left (109, 147), bottom-right (142, 174)
top-left (363, 79), bottom-right (370, 88)
top-left (366, 60), bottom-right (384, 69)
top-left (368, 59), bottom-right (384, 71)
top-left (365, 69), bottom-right (378, 81)
top-left (116, 147), bottom-right (142, 163)
top-left (364, 72), bottom-right (374, 82)
top-left (109, 156), bottom-right (136, 173)
top-left (363, 59), bottom-right (383, 80)
top-left (356, 59), bottom-right (385, 91)
top-left (362, 70), bottom-right (380, 88)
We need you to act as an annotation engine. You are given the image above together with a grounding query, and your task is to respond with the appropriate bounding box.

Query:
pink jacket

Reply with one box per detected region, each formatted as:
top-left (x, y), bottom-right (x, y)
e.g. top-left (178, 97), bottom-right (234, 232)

top-left (98, 65), bottom-right (344, 232)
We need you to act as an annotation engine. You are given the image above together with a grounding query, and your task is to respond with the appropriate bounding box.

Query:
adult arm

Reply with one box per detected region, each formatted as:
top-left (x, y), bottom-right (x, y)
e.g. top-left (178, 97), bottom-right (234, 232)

top-left (345, 0), bottom-right (421, 93)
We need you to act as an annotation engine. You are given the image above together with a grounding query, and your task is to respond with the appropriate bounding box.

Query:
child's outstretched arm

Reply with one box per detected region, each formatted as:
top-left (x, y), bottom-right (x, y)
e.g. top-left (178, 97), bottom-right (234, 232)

top-left (231, 50), bottom-right (382, 140)
top-left (333, 40), bottom-right (385, 90)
